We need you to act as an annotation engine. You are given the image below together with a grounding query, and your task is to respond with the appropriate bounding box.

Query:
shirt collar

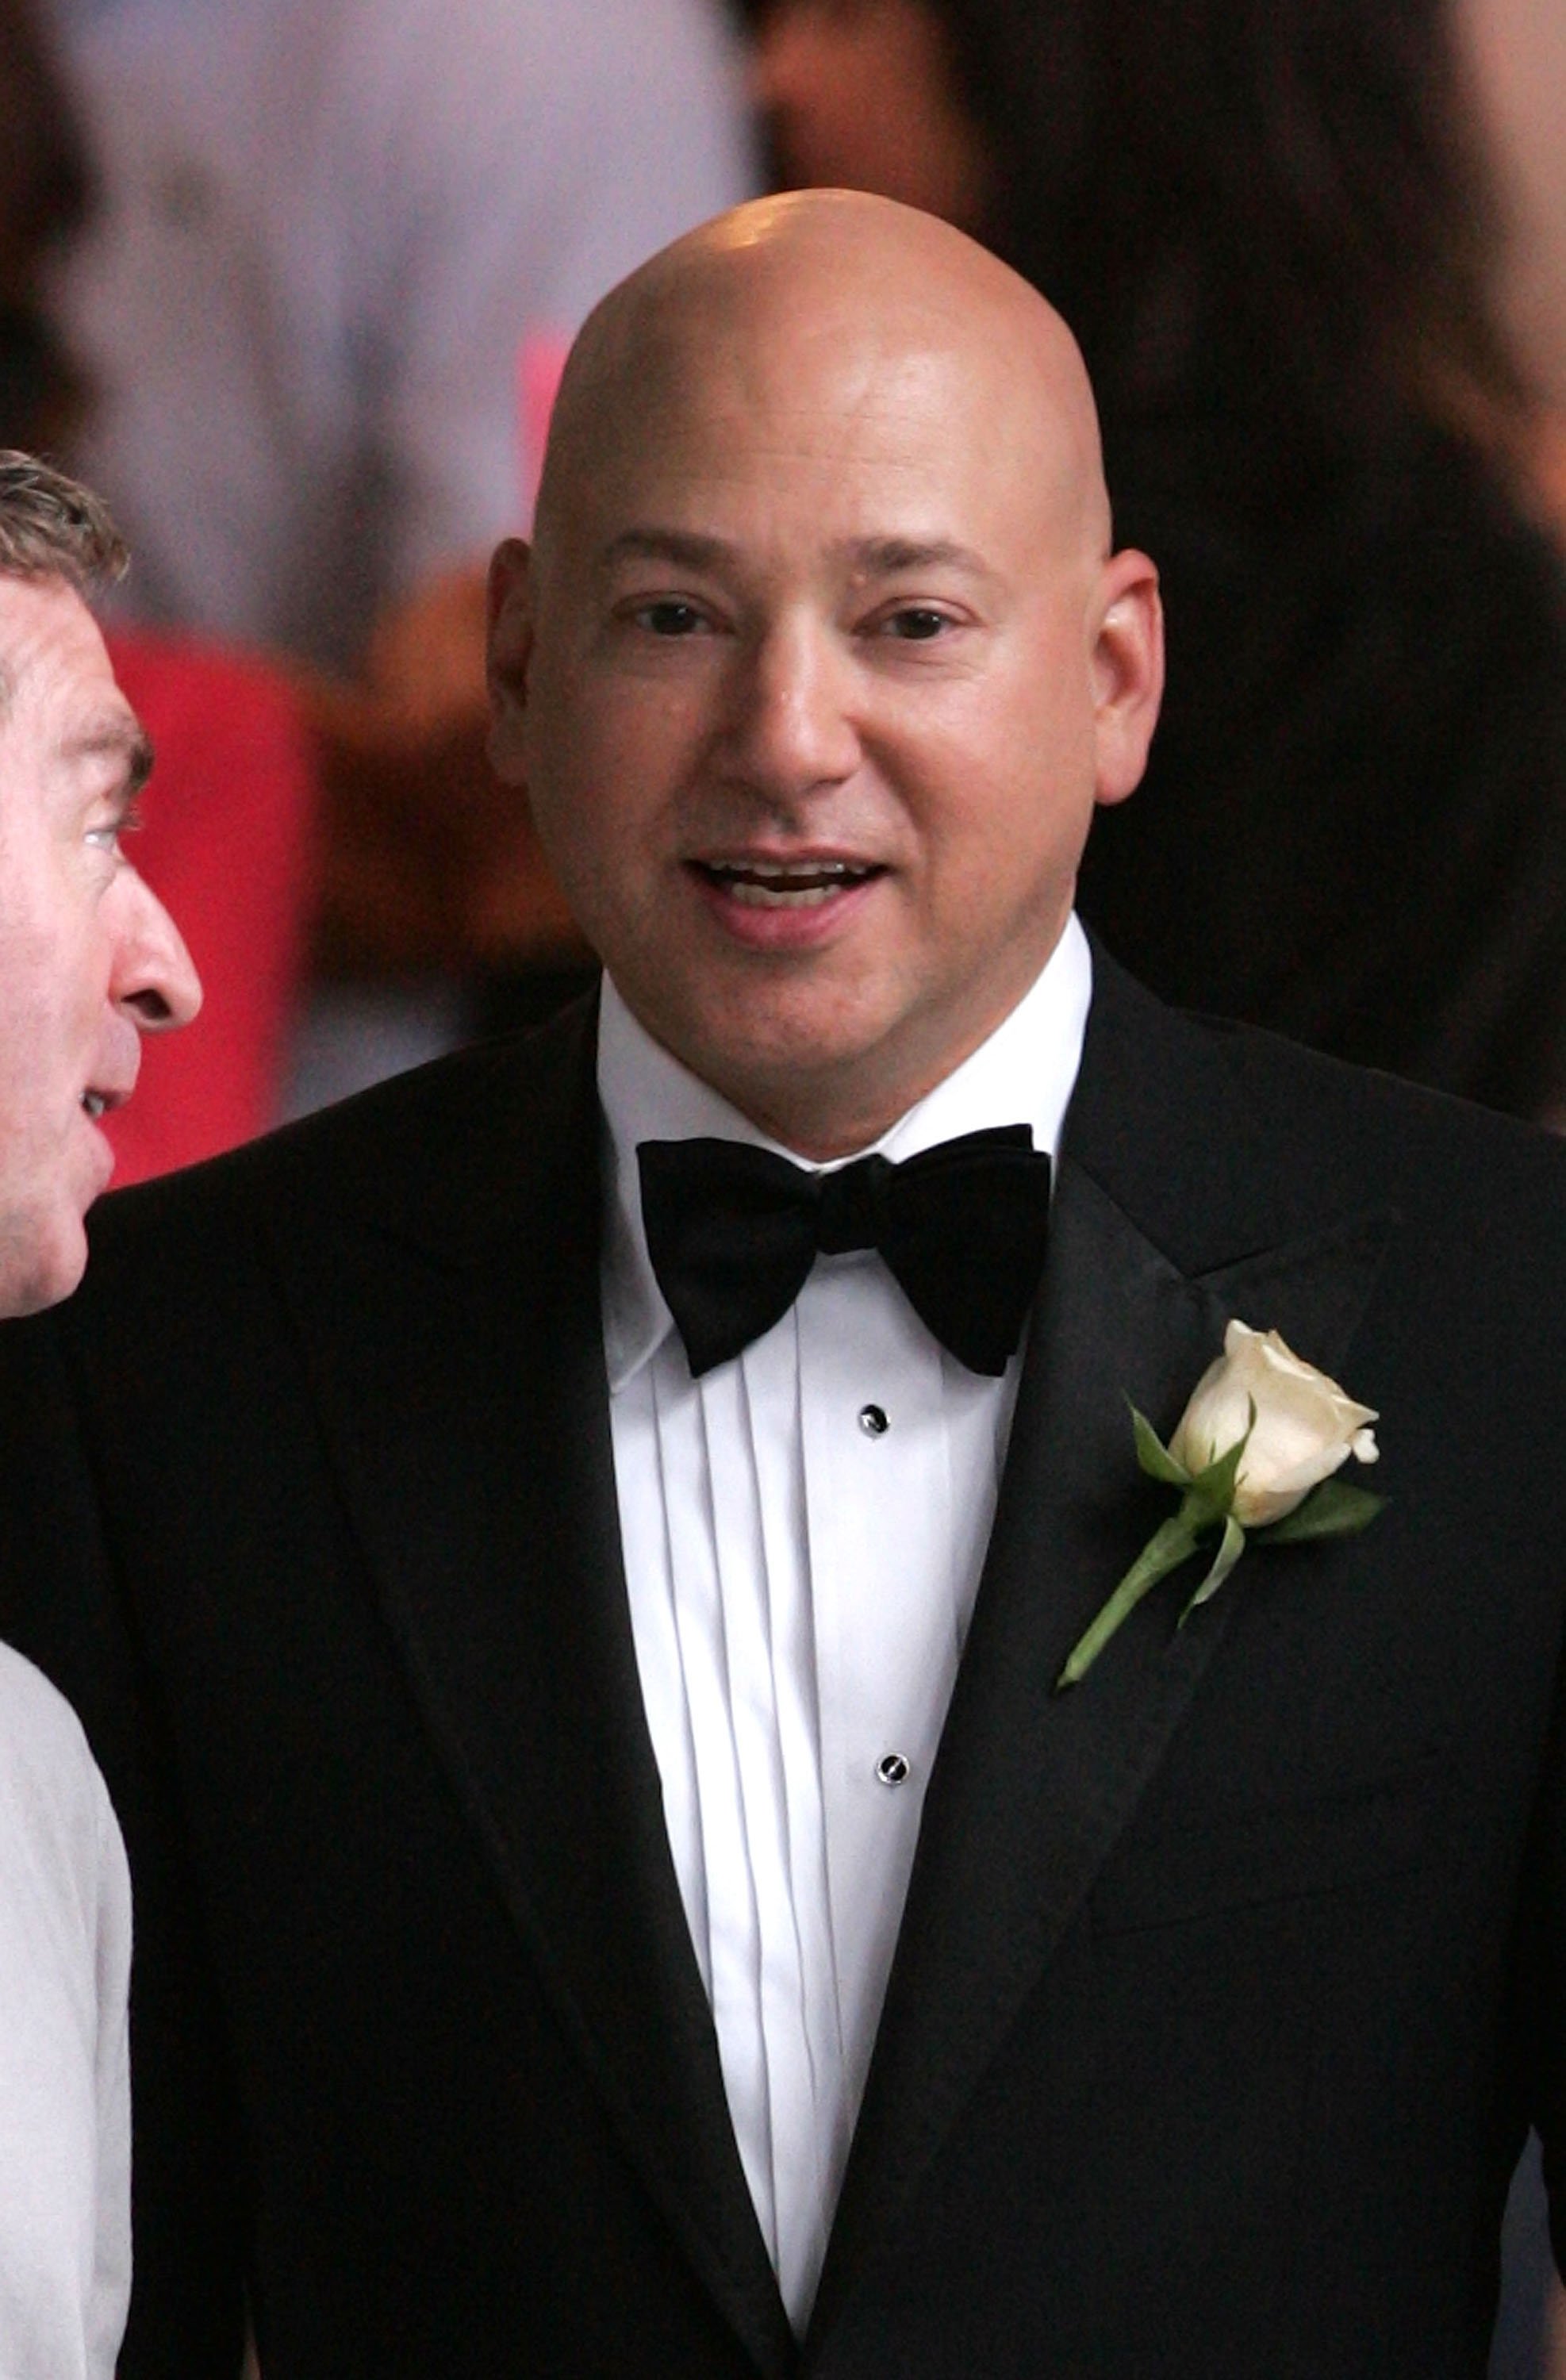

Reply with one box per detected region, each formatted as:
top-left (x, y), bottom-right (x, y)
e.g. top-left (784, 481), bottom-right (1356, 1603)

top-left (599, 912), bottom-right (1093, 1391)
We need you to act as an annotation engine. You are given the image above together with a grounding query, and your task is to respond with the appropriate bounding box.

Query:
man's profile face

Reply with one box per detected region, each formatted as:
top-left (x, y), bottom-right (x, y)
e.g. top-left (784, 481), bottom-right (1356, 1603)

top-left (0, 573), bottom-right (199, 1314)
top-left (493, 212), bottom-right (1161, 1154)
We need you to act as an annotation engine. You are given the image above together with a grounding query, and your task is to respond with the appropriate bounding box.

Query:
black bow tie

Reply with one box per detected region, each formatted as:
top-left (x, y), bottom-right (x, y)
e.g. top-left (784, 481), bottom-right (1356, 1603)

top-left (636, 1125), bottom-right (1052, 1379)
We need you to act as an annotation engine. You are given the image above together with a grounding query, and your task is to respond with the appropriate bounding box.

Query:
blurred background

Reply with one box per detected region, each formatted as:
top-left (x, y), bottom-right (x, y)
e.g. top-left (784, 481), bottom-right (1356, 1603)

top-left (7, 0), bottom-right (758, 1159)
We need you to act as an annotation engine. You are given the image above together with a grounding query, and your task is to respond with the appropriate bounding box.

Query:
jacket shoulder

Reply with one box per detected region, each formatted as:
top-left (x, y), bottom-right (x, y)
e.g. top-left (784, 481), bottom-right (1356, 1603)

top-left (89, 992), bottom-right (601, 1269)
top-left (1073, 947), bottom-right (1566, 1265)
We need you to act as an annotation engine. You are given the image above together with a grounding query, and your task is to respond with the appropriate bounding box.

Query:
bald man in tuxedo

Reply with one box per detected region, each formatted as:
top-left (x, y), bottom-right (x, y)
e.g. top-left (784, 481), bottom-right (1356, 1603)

top-left (1, 195), bottom-right (1564, 2378)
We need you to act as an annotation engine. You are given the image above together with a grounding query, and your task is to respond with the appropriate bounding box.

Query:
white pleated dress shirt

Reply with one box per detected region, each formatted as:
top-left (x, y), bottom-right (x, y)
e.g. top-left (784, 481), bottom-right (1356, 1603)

top-left (0, 1640), bottom-right (131, 2380)
top-left (600, 916), bottom-right (1091, 2331)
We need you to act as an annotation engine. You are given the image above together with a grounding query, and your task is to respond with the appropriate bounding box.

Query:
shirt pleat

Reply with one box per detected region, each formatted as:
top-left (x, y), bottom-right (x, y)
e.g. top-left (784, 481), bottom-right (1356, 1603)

top-left (601, 919), bottom-right (1092, 2335)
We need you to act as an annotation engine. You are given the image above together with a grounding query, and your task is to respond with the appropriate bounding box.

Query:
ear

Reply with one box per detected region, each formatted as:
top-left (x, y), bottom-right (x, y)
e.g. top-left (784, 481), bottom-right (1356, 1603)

top-left (1089, 547), bottom-right (1164, 808)
top-left (486, 536), bottom-right (535, 784)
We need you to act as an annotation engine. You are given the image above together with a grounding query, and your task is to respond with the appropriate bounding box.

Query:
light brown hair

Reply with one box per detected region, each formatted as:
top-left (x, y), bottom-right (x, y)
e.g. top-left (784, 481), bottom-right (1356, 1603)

top-left (0, 450), bottom-right (125, 593)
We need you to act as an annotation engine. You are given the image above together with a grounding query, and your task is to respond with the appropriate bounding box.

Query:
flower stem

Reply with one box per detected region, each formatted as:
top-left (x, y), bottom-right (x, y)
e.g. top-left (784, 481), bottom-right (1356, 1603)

top-left (1055, 1506), bottom-right (1203, 1690)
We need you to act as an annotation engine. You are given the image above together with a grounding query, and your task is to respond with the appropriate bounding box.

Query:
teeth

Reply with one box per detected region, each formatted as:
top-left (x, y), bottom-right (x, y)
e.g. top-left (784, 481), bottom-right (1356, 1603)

top-left (81, 1092), bottom-right (106, 1119)
top-left (729, 881), bottom-right (839, 907)
top-left (703, 858), bottom-right (877, 908)
top-left (739, 859), bottom-right (858, 881)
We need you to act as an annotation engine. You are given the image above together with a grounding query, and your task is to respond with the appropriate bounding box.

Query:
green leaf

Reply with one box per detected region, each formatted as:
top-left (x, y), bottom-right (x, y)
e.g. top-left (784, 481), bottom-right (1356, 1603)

top-left (1131, 1404), bottom-right (1190, 1489)
top-left (1262, 1481), bottom-right (1385, 1545)
top-left (1180, 1514), bottom-right (1247, 1619)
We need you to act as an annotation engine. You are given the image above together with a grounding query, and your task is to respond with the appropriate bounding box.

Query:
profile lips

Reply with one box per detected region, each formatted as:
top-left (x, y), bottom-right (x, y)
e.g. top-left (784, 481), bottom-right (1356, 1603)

top-left (696, 857), bottom-right (884, 908)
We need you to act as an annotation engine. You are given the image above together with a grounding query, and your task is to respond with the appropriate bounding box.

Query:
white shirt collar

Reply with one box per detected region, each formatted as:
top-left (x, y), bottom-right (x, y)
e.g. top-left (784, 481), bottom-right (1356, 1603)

top-left (599, 912), bottom-right (1093, 1390)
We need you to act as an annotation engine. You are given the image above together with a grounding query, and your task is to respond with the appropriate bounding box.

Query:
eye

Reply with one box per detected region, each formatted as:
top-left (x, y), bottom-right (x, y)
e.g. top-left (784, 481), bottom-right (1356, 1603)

top-left (631, 600), bottom-right (711, 637)
top-left (86, 797), bottom-right (143, 855)
top-left (877, 607), bottom-right (954, 642)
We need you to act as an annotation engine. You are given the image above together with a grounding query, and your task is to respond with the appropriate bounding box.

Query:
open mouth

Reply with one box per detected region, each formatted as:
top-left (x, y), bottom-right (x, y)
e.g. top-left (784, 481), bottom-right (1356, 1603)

top-left (694, 858), bottom-right (885, 909)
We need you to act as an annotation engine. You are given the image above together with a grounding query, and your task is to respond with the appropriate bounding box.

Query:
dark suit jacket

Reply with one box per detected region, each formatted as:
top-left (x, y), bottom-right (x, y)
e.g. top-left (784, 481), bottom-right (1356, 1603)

top-left (2, 953), bottom-right (1566, 2378)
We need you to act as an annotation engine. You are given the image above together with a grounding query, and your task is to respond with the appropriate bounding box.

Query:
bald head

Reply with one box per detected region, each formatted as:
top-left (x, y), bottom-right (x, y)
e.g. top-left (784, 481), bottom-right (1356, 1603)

top-left (491, 188), bottom-right (1161, 1157)
top-left (535, 190), bottom-right (1111, 574)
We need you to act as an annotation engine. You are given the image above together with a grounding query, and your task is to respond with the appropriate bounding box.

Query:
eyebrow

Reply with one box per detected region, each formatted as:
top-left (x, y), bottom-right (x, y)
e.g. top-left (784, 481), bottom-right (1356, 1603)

top-left (63, 720), bottom-right (155, 799)
top-left (597, 528), bottom-right (995, 581)
top-left (598, 529), bottom-right (730, 574)
top-left (841, 536), bottom-right (994, 581)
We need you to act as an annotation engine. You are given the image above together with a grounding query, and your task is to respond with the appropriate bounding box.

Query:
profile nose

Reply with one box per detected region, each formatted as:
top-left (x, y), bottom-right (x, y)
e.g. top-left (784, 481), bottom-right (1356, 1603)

top-left (112, 870), bottom-right (203, 1033)
top-left (722, 617), bottom-right (861, 800)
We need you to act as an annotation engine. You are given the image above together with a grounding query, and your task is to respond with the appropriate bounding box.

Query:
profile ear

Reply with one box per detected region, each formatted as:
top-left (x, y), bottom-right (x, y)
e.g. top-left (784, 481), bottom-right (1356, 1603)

top-left (1090, 548), bottom-right (1164, 808)
top-left (486, 536), bottom-right (535, 784)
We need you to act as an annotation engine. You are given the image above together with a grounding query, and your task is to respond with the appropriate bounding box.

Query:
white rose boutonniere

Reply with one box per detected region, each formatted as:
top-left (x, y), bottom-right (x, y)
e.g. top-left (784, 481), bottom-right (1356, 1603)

top-left (1056, 1321), bottom-right (1383, 1690)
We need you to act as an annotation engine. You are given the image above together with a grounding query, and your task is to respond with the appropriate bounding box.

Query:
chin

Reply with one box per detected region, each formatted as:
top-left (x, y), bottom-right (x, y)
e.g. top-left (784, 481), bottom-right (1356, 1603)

top-left (0, 1211), bottom-right (90, 1320)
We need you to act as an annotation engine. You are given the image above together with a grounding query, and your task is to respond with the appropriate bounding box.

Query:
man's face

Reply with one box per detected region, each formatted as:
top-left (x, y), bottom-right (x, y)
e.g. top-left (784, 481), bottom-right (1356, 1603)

top-left (492, 225), bottom-right (1161, 1154)
top-left (0, 574), bottom-right (200, 1313)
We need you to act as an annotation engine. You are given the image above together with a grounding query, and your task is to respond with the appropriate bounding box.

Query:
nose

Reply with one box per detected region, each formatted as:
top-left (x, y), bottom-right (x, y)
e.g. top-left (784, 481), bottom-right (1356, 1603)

top-left (719, 615), bottom-right (862, 806)
top-left (111, 869), bottom-right (203, 1033)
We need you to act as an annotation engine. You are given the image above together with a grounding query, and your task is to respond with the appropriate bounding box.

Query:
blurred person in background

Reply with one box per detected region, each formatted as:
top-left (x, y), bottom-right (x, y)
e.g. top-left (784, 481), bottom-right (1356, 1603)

top-left (44, 0), bottom-right (758, 1105)
top-left (748, 0), bottom-right (1566, 1120)
top-left (4, 0), bottom-right (315, 1182)
top-left (0, 0), bottom-right (91, 458)
top-left (1460, 0), bottom-right (1566, 528)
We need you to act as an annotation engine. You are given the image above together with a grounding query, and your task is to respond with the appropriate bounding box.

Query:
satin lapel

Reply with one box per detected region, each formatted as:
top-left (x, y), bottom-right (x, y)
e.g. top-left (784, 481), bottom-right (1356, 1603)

top-left (264, 1015), bottom-right (793, 2375)
top-left (813, 963), bottom-right (1395, 2334)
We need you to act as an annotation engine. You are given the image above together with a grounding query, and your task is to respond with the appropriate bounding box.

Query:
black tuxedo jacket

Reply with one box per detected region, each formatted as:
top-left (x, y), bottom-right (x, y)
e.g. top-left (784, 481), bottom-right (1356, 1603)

top-left (2, 953), bottom-right (1566, 2378)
